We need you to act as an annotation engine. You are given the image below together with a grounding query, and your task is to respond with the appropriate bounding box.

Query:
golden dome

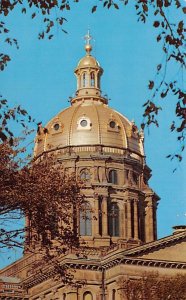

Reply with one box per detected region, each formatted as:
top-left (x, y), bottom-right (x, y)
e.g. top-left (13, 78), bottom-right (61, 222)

top-left (77, 55), bottom-right (100, 69)
top-left (34, 32), bottom-right (144, 160)
top-left (75, 32), bottom-right (101, 70)
top-left (34, 100), bottom-right (144, 159)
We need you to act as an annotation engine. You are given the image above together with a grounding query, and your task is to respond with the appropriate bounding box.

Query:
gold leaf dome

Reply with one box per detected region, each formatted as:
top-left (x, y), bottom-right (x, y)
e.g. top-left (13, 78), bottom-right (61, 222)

top-left (77, 55), bottom-right (100, 69)
top-left (34, 32), bottom-right (144, 160)
top-left (34, 100), bottom-right (144, 159)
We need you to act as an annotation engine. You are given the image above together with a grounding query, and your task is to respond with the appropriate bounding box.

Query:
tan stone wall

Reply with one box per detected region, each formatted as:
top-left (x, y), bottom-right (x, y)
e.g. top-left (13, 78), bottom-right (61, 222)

top-left (140, 241), bottom-right (186, 261)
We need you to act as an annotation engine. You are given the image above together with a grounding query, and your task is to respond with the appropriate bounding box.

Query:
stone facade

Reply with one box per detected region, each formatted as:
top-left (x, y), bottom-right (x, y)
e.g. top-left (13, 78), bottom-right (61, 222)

top-left (0, 34), bottom-right (185, 299)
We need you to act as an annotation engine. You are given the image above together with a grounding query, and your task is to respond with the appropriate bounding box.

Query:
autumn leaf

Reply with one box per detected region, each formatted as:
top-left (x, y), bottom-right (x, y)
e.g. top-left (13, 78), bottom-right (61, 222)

top-left (92, 5), bottom-right (97, 13)
top-left (148, 80), bottom-right (154, 89)
top-left (114, 3), bottom-right (119, 9)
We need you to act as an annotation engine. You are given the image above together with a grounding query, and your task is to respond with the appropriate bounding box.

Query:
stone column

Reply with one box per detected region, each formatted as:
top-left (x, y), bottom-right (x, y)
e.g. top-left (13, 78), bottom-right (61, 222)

top-left (127, 200), bottom-right (132, 239)
top-left (133, 200), bottom-right (139, 240)
top-left (93, 196), bottom-right (100, 237)
top-left (88, 70), bottom-right (91, 87)
top-left (102, 196), bottom-right (108, 236)
top-left (145, 196), bottom-right (154, 242)
top-left (95, 70), bottom-right (98, 88)
top-left (120, 204), bottom-right (125, 239)
top-left (123, 202), bottom-right (127, 239)
top-left (153, 202), bottom-right (158, 240)
top-left (124, 169), bottom-right (129, 185)
top-left (94, 165), bottom-right (99, 182)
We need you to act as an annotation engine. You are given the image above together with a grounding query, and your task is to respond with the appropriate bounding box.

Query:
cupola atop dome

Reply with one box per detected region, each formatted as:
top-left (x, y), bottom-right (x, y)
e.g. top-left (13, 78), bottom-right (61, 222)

top-left (34, 33), bottom-right (146, 159)
top-left (72, 30), bottom-right (106, 104)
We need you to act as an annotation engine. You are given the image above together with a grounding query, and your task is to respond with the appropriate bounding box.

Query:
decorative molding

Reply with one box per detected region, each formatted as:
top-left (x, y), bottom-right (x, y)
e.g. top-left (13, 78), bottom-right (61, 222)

top-left (22, 234), bottom-right (186, 289)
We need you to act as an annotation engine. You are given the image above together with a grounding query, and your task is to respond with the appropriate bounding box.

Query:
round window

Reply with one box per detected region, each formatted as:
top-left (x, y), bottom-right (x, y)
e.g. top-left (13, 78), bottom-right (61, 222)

top-left (110, 121), bottom-right (116, 128)
top-left (54, 123), bottom-right (60, 131)
top-left (80, 119), bottom-right (88, 127)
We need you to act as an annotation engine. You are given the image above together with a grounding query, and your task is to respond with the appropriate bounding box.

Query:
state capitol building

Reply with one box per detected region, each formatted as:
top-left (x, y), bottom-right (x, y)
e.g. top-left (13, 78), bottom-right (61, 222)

top-left (0, 33), bottom-right (186, 300)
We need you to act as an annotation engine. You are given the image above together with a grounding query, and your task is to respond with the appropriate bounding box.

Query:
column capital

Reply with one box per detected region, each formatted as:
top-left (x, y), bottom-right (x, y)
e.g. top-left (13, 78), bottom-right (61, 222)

top-left (133, 198), bottom-right (139, 203)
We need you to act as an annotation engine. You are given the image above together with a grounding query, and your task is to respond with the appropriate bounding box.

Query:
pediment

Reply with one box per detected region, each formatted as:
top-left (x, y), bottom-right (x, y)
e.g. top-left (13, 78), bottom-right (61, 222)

top-left (125, 232), bottom-right (186, 263)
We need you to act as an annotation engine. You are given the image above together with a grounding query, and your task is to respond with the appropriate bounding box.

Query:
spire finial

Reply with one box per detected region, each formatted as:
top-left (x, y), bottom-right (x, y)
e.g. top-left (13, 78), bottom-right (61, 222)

top-left (84, 29), bottom-right (92, 54)
top-left (84, 29), bottom-right (92, 45)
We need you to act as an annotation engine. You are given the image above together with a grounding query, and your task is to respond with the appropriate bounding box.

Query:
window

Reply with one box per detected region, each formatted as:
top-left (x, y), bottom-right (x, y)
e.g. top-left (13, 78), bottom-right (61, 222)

top-left (80, 119), bottom-right (88, 127)
top-left (53, 123), bottom-right (60, 131)
top-left (83, 292), bottom-right (93, 300)
top-left (108, 203), bottom-right (119, 236)
top-left (109, 120), bottom-right (116, 128)
top-left (90, 72), bottom-right (95, 87)
top-left (133, 173), bottom-right (138, 185)
top-left (109, 170), bottom-right (118, 184)
top-left (80, 169), bottom-right (91, 181)
top-left (112, 289), bottom-right (116, 300)
top-left (80, 203), bottom-right (92, 236)
top-left (82, 72), bottom-right (87, 87)
top-left (77, 117), bottom-right (92, 130)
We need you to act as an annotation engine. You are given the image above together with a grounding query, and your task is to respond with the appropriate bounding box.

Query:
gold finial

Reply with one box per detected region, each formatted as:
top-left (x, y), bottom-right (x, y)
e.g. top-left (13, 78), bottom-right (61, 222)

top-left (84, 29), bottom-right (92, 54)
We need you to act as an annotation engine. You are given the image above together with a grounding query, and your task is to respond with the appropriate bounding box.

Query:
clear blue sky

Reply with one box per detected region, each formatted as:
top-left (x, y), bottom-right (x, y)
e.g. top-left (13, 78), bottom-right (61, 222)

top-left (0, 1), bottom-right (185, 268)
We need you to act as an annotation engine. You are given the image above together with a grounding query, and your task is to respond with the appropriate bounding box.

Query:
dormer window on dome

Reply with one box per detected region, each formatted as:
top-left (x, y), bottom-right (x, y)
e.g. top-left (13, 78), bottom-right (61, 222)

top-left (108, 119), bottom-right (120, 133)
top-left (77, 116), bottom-right (92, 130)
top-left (54, 123), bottom-right (60, 131)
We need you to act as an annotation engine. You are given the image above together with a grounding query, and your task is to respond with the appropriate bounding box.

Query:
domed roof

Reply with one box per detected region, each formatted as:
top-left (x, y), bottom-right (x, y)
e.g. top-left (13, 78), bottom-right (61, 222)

top-left (34, 32), bottom-right (144, 159)
top-left (77, 55), bottom-right (100, 69)
top-left (34, 100), bottom-right (144, 158)
top-left (75, 33), bottom-right (101, 70)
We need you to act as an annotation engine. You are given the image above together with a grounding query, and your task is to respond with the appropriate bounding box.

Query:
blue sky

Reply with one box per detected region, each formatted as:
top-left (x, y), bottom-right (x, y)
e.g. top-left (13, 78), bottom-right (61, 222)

top-left (0, 1), bottom-right (185, 268)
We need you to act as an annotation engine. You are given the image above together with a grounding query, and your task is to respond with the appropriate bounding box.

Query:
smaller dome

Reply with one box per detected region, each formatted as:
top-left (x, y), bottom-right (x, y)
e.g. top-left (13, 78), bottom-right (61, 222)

top-left (77, 55), bottom-right (100, 69)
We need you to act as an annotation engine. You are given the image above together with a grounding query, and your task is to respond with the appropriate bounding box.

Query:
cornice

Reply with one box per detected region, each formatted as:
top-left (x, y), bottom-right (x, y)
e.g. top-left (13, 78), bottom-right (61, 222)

top-left (124, 231), bottom-right (186, 257)
top-left (23, 256), bottom-right (186, 289)
top-left (35, 145), bottom-right (144, 161)
top-left (22, 234), bottom-right (186, 289)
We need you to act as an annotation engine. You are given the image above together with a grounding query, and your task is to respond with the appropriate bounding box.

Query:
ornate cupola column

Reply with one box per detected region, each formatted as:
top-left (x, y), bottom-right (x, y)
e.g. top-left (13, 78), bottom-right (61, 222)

top-left (72, 30), bottom-right (107, 103)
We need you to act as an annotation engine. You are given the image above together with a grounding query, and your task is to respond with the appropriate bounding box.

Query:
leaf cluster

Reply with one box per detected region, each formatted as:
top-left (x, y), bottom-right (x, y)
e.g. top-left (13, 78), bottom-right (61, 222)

top-left (120, 273), bottom-right (186, 300)
top-left (0, 95), bottom-right (34, 146)
top-left (0, 142), bottom-right (84, 282)
top-left (91, 0), bottom-right (186, 160)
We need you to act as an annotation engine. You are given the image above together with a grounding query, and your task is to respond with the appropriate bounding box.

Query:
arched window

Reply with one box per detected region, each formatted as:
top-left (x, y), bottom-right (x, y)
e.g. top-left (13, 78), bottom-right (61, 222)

top-left (80, 169), bottom-right (91, 181)
top-left (90, 72), bottom-right (95, 87)
top-left (82, 72), bottom-right (87, 87)
top-left (80, 203), bottom-right (92, 236)
top-left (108, 203), bottom-right (119, 236)
top-left (63, 294), bottom-right (66, 300)
top-left (83, 292), bottom-right (93, 300)
top-left (133, 172), bottom-right (138, 185)
top-left (112, 289), bottom-right (116, 300)
top-left (109, 170), bottom-right (118, 184)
